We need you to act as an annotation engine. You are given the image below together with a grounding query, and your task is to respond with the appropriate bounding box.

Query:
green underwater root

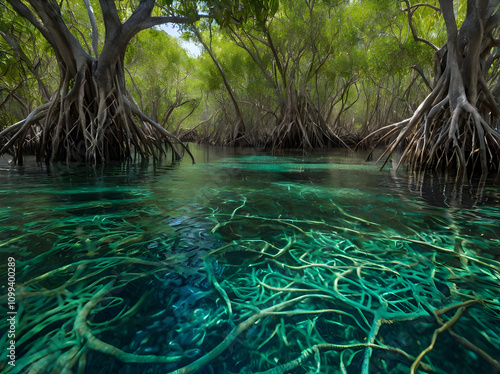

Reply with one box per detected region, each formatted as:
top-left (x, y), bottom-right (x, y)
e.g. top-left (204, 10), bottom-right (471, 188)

top-left (203, 209), bottom-right (500, 374)
top-left (1, 198), bottom-right (500, 374)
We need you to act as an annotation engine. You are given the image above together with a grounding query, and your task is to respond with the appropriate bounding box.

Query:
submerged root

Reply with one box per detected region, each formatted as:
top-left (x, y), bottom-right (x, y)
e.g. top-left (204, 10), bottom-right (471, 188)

top-left (255, 343), bottom-right (434, 374)
top-left (2, 185), bottom-right (500, 373)
top-left (75, 280), bottom-right (182, 364)
top-left (200, 199), bottom-right (500, 373)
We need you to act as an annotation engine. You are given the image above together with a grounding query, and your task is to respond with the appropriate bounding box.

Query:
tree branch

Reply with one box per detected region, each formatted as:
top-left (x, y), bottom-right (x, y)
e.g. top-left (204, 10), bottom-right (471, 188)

top-left (140, 16), bottom-right (192, 29)
top-left (6, 0), bottom-right (55, 47)
top-left (98, 0), bottom-right (121, 39)
top-left (84, 0), bottom-right (99, 58)
top-left (122, 0), bottom-right (156, 39)
top-left (403, 2), bottom-right (441, 12)
top-left (0, 31), bottom-right (51, 102)
top-left (22, 0), bottom-right (90, 70)
top-left (411, 63), bottom-right (433, 91)
top-left (402, 0), bottom-right (440, 51)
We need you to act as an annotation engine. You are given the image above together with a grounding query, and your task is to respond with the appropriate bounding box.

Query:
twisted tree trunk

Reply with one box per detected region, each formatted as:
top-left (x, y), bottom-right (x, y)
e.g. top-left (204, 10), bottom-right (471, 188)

top-left (0, 0), bottom-right (193, 165)
top-left (368, 0), bottom-right (500, 177)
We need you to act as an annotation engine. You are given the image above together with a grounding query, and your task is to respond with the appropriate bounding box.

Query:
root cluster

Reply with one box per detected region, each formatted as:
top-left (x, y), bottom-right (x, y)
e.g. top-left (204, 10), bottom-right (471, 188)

top-left (0, 62), bottom-right (193, 165)
top-left (269, 89), bottom-right (345, 150)
top-left (365, 48), bottom-right (500, 178)
top-left (2, 186), bottom-right (499, 374)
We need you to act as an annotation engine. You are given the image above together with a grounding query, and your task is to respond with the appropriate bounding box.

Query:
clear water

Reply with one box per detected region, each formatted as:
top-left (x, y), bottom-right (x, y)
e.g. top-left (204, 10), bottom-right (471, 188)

top-left (0, 145), bottom-right (499, 374)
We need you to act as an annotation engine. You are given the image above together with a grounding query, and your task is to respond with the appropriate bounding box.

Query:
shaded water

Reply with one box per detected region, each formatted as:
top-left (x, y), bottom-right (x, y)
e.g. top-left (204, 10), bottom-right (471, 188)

top-left (0, 145), bottom-right (499, 374)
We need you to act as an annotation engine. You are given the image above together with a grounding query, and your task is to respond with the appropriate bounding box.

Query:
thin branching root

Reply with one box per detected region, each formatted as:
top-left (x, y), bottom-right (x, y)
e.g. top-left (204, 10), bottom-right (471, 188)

top-left (1, 188), bottom-right (500, 374)
top-left (202, 204), bottom-right (500, 373)
top-left (0, 59), bottom-right (193, 165)
top-left (363, 2), bottom-right (500, 178)
top-left (269, 88), bottom-right (346, 150)
top-left (371, 69), bottom-right (500, 178)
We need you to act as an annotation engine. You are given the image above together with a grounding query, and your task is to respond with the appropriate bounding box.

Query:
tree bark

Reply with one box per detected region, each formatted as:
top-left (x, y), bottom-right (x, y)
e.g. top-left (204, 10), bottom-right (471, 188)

top-left (367, 0), bottom-right (500, 177)
top-left (1, 0), bottom-right (193, 165)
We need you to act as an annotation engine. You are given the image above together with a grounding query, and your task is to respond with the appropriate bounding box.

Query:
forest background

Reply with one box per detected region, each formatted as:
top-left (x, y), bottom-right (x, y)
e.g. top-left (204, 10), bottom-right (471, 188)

top-left (2, 0), bottom-right (498, 176)
top-left (0, 0), bottom-right (447, 147)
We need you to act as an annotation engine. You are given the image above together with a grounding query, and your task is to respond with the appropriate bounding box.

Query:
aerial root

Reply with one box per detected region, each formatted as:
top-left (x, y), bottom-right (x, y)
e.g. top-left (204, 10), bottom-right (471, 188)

top-left (0, 72), bottom-right (193, 164)
top-left (363, 67), bottom-right (500, 177)
top-left (127, 102), bottom-right (195, 163)
top-left (0, 102), bottom-right (51, 157)
top-left (269, 91), bottom-right (344, 150)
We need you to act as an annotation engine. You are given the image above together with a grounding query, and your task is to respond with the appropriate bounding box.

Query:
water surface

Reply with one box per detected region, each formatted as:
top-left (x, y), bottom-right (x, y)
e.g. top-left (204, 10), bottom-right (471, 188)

top-left (0, 145), bottom-right (499, 374)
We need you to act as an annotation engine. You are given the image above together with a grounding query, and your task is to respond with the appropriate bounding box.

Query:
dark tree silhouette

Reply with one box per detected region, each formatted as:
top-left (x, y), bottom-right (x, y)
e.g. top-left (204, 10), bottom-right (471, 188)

top-left (0, 0), bottom-right (275, 164)
top-left (368, 0), bottom-right (500, 178)
top-left (0, 0), bottom-right (198, 164)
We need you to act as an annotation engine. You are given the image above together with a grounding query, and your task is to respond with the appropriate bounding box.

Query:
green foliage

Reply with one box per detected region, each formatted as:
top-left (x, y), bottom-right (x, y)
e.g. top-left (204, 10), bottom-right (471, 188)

top-left (186, 0), bottom-right (444, 141)
top-left (156, 0), bottom-right (280, 29)
top-left (0, 0), bottom-right (450, 142)
top-left (0, 2), bottom-right (58, 124)
top-left (204, 0), bottom-right (279, 27)
top-left (125, 28), bottom-right (197, 130)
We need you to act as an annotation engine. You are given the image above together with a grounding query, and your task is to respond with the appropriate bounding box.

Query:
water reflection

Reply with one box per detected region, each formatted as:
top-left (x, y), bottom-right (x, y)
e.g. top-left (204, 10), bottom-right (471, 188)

top-left (0, 145), bottom-right (499, 374)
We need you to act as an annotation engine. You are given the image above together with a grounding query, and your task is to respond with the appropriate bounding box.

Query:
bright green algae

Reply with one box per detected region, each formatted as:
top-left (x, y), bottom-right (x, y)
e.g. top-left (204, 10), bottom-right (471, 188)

top-left (0, 148), bottom-right (499, 374)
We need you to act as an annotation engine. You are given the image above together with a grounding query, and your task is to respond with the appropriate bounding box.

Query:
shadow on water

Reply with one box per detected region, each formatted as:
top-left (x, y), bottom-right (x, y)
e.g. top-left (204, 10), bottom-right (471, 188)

top-left (0, 145), bottom-right (499, 374)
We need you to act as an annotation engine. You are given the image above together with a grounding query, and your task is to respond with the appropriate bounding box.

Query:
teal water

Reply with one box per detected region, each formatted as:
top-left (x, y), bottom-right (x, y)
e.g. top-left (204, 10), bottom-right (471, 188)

top-left (0, 145), bottom-right (499, 374)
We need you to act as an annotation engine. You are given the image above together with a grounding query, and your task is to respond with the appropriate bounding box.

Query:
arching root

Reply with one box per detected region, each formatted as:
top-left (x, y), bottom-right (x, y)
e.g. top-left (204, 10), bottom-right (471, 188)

top-left (363, 68), bottom-right (500, 177)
